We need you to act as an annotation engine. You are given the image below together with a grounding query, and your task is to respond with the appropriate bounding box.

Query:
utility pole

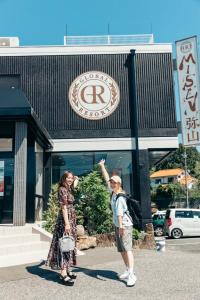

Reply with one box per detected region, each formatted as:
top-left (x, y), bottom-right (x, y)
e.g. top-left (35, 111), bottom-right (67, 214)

top-left (183, 147), bottom-right (189, 208)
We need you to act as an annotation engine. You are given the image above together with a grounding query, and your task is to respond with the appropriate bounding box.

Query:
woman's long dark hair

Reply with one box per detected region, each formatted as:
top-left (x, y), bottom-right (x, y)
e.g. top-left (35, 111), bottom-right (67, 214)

top-left (59, 171), bottom-right (74, 191)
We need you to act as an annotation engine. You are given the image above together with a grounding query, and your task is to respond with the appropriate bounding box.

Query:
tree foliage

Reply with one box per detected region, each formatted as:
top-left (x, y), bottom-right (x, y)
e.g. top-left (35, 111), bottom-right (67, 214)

top-left (151, 183), bottom-right (185, 210)
top-left (156, 145), bottom-right (200, 177)
top-left (156, 183), bottom-right (184, 199)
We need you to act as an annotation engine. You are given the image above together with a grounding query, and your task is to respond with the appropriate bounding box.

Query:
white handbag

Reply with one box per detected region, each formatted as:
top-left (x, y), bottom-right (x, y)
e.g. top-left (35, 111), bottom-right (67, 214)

top-left (59, 234), bottom-right (75, 253)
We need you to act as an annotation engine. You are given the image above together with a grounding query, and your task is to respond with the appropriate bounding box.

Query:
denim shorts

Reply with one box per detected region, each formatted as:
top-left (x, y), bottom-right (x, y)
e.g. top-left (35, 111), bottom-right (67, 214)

top-left (115, 226), bottom-right (133, 252)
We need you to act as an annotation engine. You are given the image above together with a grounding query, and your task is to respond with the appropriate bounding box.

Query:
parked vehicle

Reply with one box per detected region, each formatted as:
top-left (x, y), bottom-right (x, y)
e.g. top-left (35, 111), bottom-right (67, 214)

top-left (152, 211), bottom-right (166, 236)
top-left (164, 208), bottom-right (200, 239)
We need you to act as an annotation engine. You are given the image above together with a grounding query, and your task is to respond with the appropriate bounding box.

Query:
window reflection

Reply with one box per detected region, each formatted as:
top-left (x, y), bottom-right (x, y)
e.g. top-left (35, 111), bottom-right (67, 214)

top-left (52, 151), bottom-right (133, 194)
top-left (0, 139), bottom-right (13, 152)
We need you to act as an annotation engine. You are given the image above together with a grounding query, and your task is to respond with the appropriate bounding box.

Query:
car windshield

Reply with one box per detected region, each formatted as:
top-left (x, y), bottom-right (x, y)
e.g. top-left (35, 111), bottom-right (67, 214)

top-left (153, 214), bottom-right (165, 220)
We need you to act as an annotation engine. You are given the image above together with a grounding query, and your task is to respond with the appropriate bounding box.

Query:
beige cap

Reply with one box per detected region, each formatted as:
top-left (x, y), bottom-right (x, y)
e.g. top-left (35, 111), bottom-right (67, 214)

top-left (109, 175), bottom-right (122, 184)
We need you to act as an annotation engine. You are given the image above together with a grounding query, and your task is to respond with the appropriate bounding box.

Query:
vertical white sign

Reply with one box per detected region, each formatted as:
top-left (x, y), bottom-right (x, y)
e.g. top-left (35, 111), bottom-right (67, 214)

top-left (176, 36), bottom-right (200, 146)
top-left (0, 161), bottom-right (4, 196)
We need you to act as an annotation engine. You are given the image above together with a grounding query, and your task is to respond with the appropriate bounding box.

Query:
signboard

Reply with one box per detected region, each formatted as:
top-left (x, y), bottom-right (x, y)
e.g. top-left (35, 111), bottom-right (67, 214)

top-left (68, 71), bottom-right (120, 120)
top-left (176, 36), bottom-right (200, 146)
top-left (0, 161), bottom-right (4, 196)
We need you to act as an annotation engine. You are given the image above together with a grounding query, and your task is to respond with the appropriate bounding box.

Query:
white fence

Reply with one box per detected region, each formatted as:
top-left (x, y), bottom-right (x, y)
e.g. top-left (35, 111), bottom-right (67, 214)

top-left (64, 34), bottom-right (154, 46)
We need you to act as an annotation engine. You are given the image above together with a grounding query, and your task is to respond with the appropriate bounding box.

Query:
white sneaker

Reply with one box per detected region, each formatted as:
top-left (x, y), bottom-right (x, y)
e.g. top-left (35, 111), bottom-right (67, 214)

top-left (118, 269), bottom-right (129, 280)
top-left (126, 273), bottom-right (137, 287)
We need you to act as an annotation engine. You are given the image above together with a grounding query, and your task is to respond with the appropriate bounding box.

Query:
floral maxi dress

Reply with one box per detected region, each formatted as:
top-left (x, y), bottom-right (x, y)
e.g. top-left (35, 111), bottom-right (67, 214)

top-left (46, 186), bottom-right (77, 270)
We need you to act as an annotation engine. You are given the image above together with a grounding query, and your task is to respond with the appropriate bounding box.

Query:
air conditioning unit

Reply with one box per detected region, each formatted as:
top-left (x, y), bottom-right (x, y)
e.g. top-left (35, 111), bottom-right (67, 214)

top-left (0, 37), bottom-right (19, 47)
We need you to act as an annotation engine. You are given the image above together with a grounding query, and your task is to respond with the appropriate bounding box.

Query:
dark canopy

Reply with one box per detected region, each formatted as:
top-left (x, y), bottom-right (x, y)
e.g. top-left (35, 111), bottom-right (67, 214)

top-left (0, 87), bottom-right (53, 149)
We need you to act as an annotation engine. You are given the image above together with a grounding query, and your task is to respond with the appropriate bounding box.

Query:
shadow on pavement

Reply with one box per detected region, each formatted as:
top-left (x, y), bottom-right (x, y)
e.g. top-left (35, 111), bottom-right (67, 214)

top-left (26, 261), bottom-right (61, 284)
top-left (74, 266), bottom-right (123, 283)
top-left (26, 261), bottom-right (126, 285)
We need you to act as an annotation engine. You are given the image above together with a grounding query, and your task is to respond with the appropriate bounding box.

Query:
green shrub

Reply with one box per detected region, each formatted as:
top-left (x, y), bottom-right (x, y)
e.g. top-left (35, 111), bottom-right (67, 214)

top-left (43, 169), bottom-right (113, 235)
top-left (132, 228), bottom-right (140, 240)
top-left (75, 169), bottom-right (113, 235)
top-left (132, 228), bottom-right (145, 240)
top-left (43, 184), bottom-right (59, 234)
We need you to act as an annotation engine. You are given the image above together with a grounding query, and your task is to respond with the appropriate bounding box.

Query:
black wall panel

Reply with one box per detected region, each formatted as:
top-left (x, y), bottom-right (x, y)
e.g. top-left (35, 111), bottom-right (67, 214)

top-left (0, 52), bottom-right (177, 139)
top-left (135, 53), bottom-right (177, 136)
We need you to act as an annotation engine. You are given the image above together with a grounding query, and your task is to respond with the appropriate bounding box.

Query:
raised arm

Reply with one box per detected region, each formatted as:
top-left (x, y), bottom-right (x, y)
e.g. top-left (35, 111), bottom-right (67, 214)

top-left (98, 159), bottom-right (110, 188)
top-left (73, 176), bottom-right (79, 189)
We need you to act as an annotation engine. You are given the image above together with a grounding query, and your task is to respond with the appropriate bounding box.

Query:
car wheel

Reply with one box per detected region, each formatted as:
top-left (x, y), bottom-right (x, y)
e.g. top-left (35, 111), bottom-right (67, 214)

top-left (154, 226), bottom-right (163, 237)
top-left (171, 228), bottom-right (182, 239)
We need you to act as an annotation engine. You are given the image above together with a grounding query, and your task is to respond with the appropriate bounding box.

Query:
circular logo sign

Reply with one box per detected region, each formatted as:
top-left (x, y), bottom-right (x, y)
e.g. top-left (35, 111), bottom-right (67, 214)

top-left (180, 41), bottom-right (192, 53)
top-left (68, 71), bottom-right (120, 120)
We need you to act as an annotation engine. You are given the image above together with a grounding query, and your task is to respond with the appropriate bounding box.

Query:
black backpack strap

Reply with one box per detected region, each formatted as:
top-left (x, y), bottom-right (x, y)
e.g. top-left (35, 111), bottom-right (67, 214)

top-left (116, 193), bottom-right (127, 200)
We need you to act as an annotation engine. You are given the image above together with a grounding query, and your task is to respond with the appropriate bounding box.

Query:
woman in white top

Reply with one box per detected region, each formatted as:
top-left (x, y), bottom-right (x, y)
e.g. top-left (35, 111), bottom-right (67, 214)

top-left (99, 159), bottom-right (136, 287)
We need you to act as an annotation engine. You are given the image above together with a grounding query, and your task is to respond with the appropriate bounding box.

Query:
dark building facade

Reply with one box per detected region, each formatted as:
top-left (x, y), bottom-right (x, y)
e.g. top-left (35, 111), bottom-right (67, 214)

top-left (0, 44), bottom-right (178, 226)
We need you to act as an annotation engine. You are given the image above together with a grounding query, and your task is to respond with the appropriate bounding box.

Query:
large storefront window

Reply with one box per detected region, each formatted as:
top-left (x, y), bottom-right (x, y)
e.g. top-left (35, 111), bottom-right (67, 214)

top-left (35, 142), bottom-right (44, 221)
top-left (52, 151), bottom-right (133, 194)
top-left (0, 122), bottom-right (15, 224)
top-left (0, 154), bottom-right (14, 223)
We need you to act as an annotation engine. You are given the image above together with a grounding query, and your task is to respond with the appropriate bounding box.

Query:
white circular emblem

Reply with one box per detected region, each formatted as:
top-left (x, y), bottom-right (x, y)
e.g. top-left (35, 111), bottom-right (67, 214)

top-left (68, 71), bottom-right (120, 120)
top-left (180, 41), bottom-right (192, 53)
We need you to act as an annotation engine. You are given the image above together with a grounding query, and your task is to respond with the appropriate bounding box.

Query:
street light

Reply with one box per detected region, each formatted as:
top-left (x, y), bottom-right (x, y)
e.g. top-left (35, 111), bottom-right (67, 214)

top-left (182, 148), bottom-right (189, 208)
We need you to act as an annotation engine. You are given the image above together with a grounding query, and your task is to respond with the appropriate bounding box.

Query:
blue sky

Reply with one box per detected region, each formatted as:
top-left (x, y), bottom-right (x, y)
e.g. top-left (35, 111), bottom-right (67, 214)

top-left (0, 0), bottom-right (200, 50)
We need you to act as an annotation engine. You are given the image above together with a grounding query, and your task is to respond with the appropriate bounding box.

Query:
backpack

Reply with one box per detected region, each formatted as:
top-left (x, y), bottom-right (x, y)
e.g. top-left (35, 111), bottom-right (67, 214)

top-left (116, 193), bottom-right (142, 230)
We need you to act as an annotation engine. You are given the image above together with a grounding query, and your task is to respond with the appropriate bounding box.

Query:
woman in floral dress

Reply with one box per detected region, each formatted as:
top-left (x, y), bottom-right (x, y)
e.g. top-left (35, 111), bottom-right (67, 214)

top-left (46, 171), bottom-right (78, 285)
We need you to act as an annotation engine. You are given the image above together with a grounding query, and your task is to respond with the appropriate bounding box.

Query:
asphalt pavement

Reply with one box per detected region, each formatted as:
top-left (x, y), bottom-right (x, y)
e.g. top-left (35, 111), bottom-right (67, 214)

top-left (0, 238), bottom-right (200, 300)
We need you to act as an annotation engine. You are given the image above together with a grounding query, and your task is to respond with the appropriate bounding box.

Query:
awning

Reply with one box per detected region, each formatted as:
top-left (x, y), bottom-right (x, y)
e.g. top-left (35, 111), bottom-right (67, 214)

top-left (0, 87), bottom-right (53, 149)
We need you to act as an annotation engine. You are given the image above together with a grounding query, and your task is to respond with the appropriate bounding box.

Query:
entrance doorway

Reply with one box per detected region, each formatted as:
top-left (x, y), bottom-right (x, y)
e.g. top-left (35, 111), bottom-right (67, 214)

top-left (0, 154), bottom-right (14, 224)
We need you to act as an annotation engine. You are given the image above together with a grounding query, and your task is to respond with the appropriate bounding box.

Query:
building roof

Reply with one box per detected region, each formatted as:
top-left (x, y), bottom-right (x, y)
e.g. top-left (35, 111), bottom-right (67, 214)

top-left (0, 88), bottom-right (32, 113)
top-left (0, 44), bottom-right (172, 57)
top-left (150, 168), bottom-right (184, 178)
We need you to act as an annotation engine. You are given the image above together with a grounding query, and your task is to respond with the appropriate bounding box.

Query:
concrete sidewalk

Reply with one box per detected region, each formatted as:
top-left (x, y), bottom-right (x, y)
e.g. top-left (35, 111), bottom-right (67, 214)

top-left (0, 246), bottom-right (199, 300)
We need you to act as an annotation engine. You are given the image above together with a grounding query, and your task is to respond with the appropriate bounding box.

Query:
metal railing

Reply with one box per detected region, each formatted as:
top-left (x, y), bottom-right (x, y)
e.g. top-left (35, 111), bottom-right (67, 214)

top-left (64, 34), bottom-right (154, 46)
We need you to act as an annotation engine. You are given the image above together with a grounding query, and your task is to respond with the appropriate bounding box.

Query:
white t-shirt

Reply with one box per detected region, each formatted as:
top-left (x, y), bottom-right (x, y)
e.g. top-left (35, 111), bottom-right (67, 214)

top-left (111, 192), bottom-right (133, 227)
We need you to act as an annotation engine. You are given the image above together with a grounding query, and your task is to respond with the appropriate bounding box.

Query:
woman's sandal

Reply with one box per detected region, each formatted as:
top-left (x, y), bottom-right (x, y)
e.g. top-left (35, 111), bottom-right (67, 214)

top-left (59, 274), bottom-right (74, 286)
top-left (67, 271), bottom-right (77, 280)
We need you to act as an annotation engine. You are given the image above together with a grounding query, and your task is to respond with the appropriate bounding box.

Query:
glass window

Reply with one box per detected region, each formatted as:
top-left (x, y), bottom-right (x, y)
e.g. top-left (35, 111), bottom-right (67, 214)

top-left (35, 143), bottom-right (44, 221)
top-left (35, 143), bottom-right (44, 196)
top-left (175, 210), bottom-right (193, 218)
top-left (155, 179), bottom-right (161, 184)
top-left (159, 214), bottom-right (165, 220)
top-left (0, 156), bottom-right (14, 223)
top-left (52, 151), bottom-right (133, 194)
top-left (94, 151), bottom-right (132, 194)
top-left (153, 214), bottom-right (165, 220)
top-left (193, 211), bottom-right (200, 218)
top-left (0, 139), bottom-right (13, 152)
top-left (52, 152), bottom-right (93, 183)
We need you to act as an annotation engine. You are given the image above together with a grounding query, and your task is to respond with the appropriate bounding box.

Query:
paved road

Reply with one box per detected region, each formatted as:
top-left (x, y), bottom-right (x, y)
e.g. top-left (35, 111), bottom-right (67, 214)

top-left (0, 239), bottom-right (200, 300)
top-left (166, 236), bottom-right (200, 253)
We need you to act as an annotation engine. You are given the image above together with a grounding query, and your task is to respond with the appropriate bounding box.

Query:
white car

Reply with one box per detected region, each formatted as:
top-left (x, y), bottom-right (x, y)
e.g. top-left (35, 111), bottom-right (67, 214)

top-left (165, 208), bottom-right (200, 239)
